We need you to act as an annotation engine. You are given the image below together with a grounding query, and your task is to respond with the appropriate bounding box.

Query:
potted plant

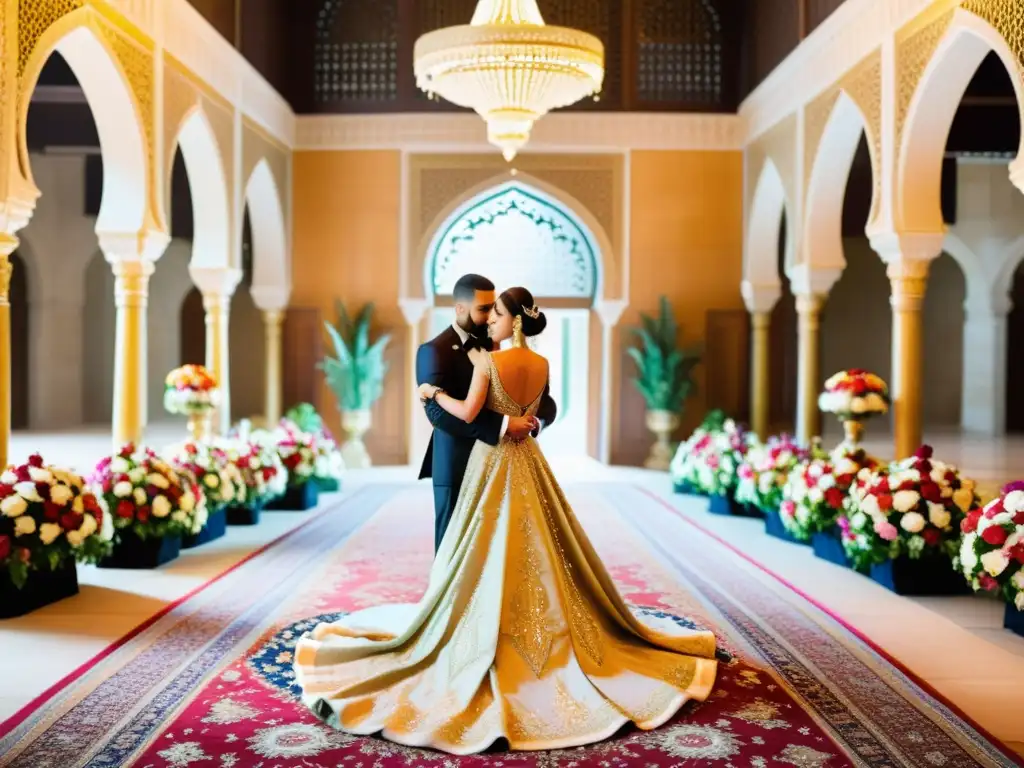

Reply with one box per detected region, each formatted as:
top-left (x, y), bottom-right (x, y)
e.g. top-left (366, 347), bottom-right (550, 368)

top-left (163, 441), bottom-right (240, 548)
top-left (261, 421), bottom-right (319, 511)
top-left (321, 302), bottom-right (391, 469)
top-left (843, 446), bottom-right (977, 595)
top-left (626, 296), bottom-right (700, 470)
top-left (957, 481), bottom-right (1024, 637)
top-left (91, 444), bottom-right (204, 569)
top-left (286, 403), bottom-right (345, 492)
top-left (0, 456), bottom-right (113, 618)
top-left (735, 434), bottom-right (808, 520)
top-left (217, 438), bottom-right (285, 525)
top-left (670, 410), bottom-right (726, 495)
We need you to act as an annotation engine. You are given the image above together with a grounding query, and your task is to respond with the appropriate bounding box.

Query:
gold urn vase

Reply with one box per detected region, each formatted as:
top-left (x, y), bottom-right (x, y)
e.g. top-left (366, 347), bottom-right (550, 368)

top-left (644, 409), bottom-right (680, 471)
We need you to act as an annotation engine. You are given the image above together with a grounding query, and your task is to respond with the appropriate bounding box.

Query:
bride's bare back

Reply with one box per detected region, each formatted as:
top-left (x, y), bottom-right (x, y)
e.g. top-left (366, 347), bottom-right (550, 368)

top-left (491, 348), bottom-right (549, 407)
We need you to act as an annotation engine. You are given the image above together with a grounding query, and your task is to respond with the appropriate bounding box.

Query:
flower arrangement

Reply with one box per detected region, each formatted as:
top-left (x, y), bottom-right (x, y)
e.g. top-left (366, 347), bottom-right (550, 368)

top-left (842, 446), bottom-right (978, 571)
top-left (312, 428), bottom-right (345, 483)
top-left (779, 446), bottom-right (878, 542)
top-left (957, 482), bottom-right (1024, 610)
top-left (691, 419), bottom-right (759, 498)
top-left (254, 422), bottom-right (316, 488)
top-left (0, 456), bottom-right (113, 588)
top-left (670, 411), bottom-right (728, 493)
top-left (163, 441), bottom-right (240, 512)
top-left (216, 438), bottom-right (285, 507)
top-left (92, 444), bottom-right (206, 539)
top-left (818, 369), bottom-right (890, 421)
top-left (735, 434), bottom-right (808, 513)
top-left (163, 364), bottom-right (220, 415)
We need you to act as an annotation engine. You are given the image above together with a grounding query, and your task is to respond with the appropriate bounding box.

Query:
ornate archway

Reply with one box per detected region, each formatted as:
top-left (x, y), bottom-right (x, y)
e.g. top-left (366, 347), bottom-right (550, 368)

top-left (425, 180), bottom-right (602, 306)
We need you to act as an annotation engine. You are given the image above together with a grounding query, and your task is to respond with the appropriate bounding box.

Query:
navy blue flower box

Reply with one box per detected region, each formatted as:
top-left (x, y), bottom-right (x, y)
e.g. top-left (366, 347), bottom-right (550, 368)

top-left (182, 507), bottom-right (227, 549)
top-left (265, 481), bottom-right (319, 512)
top-left (99, 530), bottom-right (181, 569)
top-left (1004, 603), bottom-right (1024, 638)
top-left (811, 528), bottom-right (851, 568)
top-left (868, 555), bottom-right (970, 596)
top-left (315, 476), bottom-right (341, 493)
top-left (226, 500), bottom-right (263, 526)
top-left (0, 561), bottom-right (79, 619)
top-left (764, 507), bottom-right (807, 545)
top-left (674, 480), bottom-right (703, 496)
top-left (707, 494), bottom-right (762, 518)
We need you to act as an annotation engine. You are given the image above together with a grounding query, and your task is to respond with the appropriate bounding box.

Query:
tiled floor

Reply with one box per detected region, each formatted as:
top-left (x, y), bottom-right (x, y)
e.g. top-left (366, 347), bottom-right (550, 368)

top-left (3, 428), bottom-right (1024, 755)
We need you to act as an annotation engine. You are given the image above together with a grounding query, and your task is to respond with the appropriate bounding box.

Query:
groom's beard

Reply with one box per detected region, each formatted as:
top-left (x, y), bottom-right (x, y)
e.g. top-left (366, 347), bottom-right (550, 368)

top-left (458, 317), bottom-right (489, 341)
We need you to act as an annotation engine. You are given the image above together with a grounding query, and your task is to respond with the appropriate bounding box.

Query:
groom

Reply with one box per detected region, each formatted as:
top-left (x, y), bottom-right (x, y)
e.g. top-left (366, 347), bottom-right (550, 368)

top-left (417, 273), bottom-right (557, 552)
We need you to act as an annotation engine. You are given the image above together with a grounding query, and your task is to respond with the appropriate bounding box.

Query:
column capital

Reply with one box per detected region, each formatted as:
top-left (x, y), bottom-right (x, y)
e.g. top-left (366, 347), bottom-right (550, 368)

top-left (190, 266), bottom-right (243, 298)
top-left (250, 285), bottom-right (291, 312)
top-left (98, 229), bottom-right (170, 264)
top-left (0, 195), bottom-right (39, 240)
top-left (262, 308), bottom-right (285, 325)
top-left (593, 299), bottom-right (627, 328)
top-left (399, 297), bottom-right (431, 326)
top-left (740, 280), bottom-right (781, 314)
top-left (787, 263), bottom-right (842, 297)
top-left (794, 292), bottom-right (823, 316)
top-left (867, 229), bottom-right (945, 265)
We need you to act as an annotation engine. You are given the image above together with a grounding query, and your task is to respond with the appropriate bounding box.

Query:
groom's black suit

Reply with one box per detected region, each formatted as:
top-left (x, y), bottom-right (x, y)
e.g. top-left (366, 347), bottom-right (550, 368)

top-left (417, 325), bottom-right (556, 551)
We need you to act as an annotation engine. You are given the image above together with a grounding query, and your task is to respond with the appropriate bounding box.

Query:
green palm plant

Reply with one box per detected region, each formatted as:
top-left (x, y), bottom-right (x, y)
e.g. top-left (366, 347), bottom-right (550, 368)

top-left (320, 301), bottom-right (392, 412)
top-left (627, 296), bottom-right (701, 414)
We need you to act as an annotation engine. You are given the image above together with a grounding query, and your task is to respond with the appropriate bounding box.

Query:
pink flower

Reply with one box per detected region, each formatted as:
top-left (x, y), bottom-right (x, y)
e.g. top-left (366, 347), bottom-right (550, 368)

top-left (780, 500), bottom-right (796, 519)
top-left (739, 464), bottom-right (754, 479)
top-left (874, 520), bottom-right (899, 541)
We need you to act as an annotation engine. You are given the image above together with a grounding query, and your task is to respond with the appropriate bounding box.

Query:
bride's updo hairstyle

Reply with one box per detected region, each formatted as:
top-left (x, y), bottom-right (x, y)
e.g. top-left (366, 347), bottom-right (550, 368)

top-left (500, 286), bottom-right (547, 337)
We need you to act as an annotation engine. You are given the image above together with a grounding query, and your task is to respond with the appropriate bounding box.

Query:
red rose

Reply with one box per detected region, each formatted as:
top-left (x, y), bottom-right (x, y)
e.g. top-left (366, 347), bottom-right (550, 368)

top-left (922, 528), bottom-right (942, 546)
top-left (962, 510), bottom-right (982, 533)
top-left (944, 470), bottom-right (957, 485)
top-left (1008, 543), bottom-right (1024, 564)
top-left (917, 460), bottom-right (933, 474)
top-left (877, 494), bottom-right (894, 511)
top-left (985, 501), bottom-right (1005, 519)
top-left (27, 454), bottom-right (43, 468)
top-left (43, 501), bottom-right (62, 521)
top-left (898, 479), bottom-right (918, 492)
top-left (920, 482), bottom-right (942, 503)
top-left (0, 535), bottom-right (10, 561)
top-left (35, 482), bottom-right (51, 500)
top-left (981, 524), bottom-right (1009, 547)
top-left (14, 465), bottom-right (30, 482)
top-left (915, 445), bottom-right (934, 460)
top-left (0, 483), bottom-right (12, 498)
top-left (834, 474), bottom-right (854, 489)
top-left (1014, 510), bottom-right (1024, 526)
top-left (136, 506), bottom-right (151, 523)
top-left (824, 487), bottom-right (845, 510)
top-left (119, 443), bottom-right (135, 458)
top-left (102, 477), bottom-right (113, 494)
top-left (186, 444), bottom-right (198, 455)
top-left (116, 500), bottom-right (135, 519)
top-left (978, 573), bottom-right (999, 592)
top-left (59, 512), bottom-right (82, 531)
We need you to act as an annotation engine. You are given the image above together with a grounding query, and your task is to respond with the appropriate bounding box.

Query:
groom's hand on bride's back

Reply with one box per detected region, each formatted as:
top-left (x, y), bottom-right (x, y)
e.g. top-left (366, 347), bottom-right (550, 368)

top-left (507, 415), bottom-right (540, 441)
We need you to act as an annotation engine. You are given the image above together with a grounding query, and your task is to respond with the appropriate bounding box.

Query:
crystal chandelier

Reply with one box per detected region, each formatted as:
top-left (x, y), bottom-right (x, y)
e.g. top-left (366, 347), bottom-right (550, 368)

top-left (413, 0), bottom-right (605, 161)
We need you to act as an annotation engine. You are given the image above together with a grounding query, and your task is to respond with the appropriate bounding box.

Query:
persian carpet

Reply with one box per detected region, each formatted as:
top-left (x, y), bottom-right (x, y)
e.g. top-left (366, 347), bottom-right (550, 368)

top-left (0, 482), bottom-right (1019, 768)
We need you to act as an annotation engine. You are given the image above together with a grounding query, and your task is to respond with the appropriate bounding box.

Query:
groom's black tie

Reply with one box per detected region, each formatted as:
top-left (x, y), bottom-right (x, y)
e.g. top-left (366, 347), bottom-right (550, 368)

top-left (463, 336), bottom-right (493, 353)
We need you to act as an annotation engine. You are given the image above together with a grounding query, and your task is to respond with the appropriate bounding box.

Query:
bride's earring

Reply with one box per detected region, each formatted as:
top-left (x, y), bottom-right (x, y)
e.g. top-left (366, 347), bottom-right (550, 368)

top-left (512, 315), bottom-right (526, 348)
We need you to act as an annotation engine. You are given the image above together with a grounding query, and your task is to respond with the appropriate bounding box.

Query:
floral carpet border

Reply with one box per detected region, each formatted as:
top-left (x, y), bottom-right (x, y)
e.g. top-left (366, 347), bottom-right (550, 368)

top-left (623, 484), bottom-right (1022, 768)
top-left (0, 485), bottom-right (397, 768)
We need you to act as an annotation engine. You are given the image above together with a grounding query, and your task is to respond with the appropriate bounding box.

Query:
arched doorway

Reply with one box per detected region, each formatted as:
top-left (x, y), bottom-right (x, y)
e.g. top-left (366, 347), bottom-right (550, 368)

top-left (10, 252), bottom-right (29, 430)
top-left (424, 180), bottom-right (601, 456)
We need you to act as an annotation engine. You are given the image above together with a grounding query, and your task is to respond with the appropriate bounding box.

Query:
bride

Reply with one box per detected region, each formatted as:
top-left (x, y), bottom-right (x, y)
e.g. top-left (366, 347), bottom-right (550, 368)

top-left (293, 286), bottom-right (720, 754)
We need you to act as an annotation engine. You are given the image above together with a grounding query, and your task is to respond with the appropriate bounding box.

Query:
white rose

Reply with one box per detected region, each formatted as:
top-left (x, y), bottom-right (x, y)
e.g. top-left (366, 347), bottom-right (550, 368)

top-left (133, 487), bottom-right (147, 506)
top-left (859, 494), bottom-right (880, 518)
top-left (927, 502), bottom-right (951, 529)
top-left (893, 490), bottom-right (920, 513)
top-left (180, 492), bottom-right (195, 513)
top-left (79, 514), bottom-right (97, 537)
top-left (1, 494), bottom-right (28, 518)
top-left (952, 488), bottom-right (975, 512)
top-left (152, 495), bottom-right (171, 518)
top-left (980, 549), bottom-right (1010, 577)
top-left (850, 511), bottom-right (867, 529)
top-left (129, 468), bottom-right (145, 484)
top-left (808, 486), bottom-right (824, 504)
top-left (172, 510), bottom-right (188, 524)
top-left (1004, 490), bottom-right (1024, 514)
top-left (960, 535), bottom-right (979, 572)
top-left (15, 482), bottom-right (42, 502)
top-left (14, 515), bottom-right (36, 536)
top-left (100, 509), bottom-right (114, 542)
top-left (147, 473), bottom-right (170, 490)
top-left (39, 522), bottom-right (62, 545)
top-left (0, 470), bottom-right (17, 485)
top-left (113, 481), bottom-right (134, 498)
top-left (1012, 570), bottom-right (1024, 590)
top-left (28, 467), bottom-right (53, 484)
top-left (900, 512), bottom-right (926, 533)
top-left (110, 457), bottom-right (130, 473)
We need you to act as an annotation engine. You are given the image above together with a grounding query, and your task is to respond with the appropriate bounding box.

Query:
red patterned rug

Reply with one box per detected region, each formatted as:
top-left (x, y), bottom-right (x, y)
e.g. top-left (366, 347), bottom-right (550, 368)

top-left (0, 483), bottom-right (1019, 767)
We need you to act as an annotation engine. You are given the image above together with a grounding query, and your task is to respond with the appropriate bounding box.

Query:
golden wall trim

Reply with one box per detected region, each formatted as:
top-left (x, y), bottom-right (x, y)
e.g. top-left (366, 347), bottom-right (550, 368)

top-left (297, 113), bottom-right (745, 152)
top-left (894, 6), bottom-right (956, 155)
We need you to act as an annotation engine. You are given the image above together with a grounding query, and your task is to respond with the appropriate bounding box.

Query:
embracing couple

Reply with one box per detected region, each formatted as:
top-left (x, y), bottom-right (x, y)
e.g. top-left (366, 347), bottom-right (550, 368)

top-left (293, 275), bottom-right (720, 755)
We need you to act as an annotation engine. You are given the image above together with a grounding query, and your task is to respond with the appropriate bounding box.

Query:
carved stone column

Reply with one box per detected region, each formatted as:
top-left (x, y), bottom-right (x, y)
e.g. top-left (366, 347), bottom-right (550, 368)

top-left (191, 267), bottom-right (241, 435)
top-left (262, 309), bottom-right (284, 426)
top-left (794, 293), bottom-right (824, 445)
top-left (101, 231), bottom-right (168, 448)
top-left (961, 297), bottom-right (1011, 436)
top-left (869, 231), bottom-right (944, 459)
top-left (741, 281), bottom-right (780, 440)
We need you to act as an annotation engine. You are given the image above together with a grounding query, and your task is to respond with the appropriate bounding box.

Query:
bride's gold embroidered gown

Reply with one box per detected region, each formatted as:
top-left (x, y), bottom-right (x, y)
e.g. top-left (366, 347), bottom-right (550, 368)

top-left (294, 355), bottom-right (719, 755)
